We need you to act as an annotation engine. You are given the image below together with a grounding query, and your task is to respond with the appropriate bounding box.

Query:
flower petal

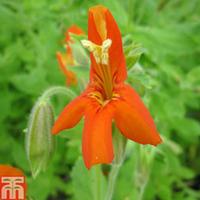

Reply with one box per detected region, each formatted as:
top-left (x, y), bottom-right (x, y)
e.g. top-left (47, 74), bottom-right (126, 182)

top-left (113, 84), bottom-right (162, 145)
top-left (52, 96), bottom-right (88, 135)
top-left (105, 9), bottom-right (127, 83)
top-left (117, 84), bottom-right (157, 130)
top-left (88, 6), bottom-right (106, 44)
top-left (65, 25), bottom-right (85, 43)
top-left (0, 165), bottom-right (24, 176)
top-left (56, 52), bottom-right (77, 86)
top-left (88, 5), bottom-right (127, 83)
top-left (82, 101), bottom-right (114, 169)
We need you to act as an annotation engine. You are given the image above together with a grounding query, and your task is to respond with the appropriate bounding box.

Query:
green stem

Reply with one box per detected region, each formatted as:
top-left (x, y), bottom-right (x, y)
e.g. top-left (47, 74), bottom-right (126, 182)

top-left (41, 86), bottom-right (77, 100)
top-left (135, 145), bottom-right (151, 200)
top-left (105, 164), bottom-right (121, 200)
top-left (138, 181), bottom-right (148, 200)
top-left (105, 128), bottom-right (126, 200)
top-left (94, 165), bottom-right (102, 200)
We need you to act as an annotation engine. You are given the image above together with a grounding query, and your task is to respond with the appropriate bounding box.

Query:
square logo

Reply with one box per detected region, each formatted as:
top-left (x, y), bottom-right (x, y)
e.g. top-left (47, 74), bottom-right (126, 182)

top-left (0, 176), bottom-right (26, 200)
top-left (0, 165), bottom-right (27, 200)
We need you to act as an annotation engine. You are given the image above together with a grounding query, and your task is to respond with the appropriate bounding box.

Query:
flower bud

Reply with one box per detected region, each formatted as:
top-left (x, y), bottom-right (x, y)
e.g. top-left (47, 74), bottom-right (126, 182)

top-left (25, 100), bottom-right (55, 178)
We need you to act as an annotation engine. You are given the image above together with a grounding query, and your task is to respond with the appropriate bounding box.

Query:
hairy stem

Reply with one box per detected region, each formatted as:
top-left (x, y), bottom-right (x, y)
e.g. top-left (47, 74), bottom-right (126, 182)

top-left (105, 164), bottom-right (121, 200)
top-left (41, 86), bottom-right (77, 100)
top-left (94, 165), bottom-right (102, 200)
top-left (105, 129), bottom-right (126, 200)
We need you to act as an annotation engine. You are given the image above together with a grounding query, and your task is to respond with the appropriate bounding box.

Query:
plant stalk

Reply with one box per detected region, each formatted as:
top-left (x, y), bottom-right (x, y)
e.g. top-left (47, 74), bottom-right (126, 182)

top-left (105, 163), bottom-right (121, 200)
top-left (41, 86), bottom-right (77, 100)
top-left (94, 165), bottom-right (102, 200)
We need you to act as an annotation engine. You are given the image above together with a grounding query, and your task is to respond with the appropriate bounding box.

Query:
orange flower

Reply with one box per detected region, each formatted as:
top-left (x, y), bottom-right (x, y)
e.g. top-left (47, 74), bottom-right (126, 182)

top-left (0, 165), bottom-right (24, 176)
top-left (52, 5), bottom-right (162, 169)
top-left (57, 25), bottom-right (84, 86)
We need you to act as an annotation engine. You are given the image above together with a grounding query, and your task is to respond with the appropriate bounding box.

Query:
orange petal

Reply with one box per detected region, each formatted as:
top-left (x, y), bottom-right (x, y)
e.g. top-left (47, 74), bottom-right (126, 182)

top-left (82, 101), bottom-right (114, 169)
top-left (52, 96), bottom-right (88, 134)
top-left (117, 84), bottom-right (157, 130)
top-left (88, 5), bottom-right (127, 83)
top-left (57, 52), bottom-right (69, 75)
top-left (56, 52), bottom-right (77, 86)
top-left (65, 25), bottom-right (85, 43)
top-left (88, 6), bottom-right (107, 43)
top-left (113, 84), bottom-right (162, 145)
top-left (64, 25), bottom-right (85, 64)
top-left (105, 9), bottom-right (127, 83)
top-left (0, 165), bottom-right (24, 176)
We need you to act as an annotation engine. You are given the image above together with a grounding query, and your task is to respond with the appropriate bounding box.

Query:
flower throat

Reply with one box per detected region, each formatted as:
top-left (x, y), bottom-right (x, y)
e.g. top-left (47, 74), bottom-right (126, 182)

top-left (81, 39), bottom-right (113, 100)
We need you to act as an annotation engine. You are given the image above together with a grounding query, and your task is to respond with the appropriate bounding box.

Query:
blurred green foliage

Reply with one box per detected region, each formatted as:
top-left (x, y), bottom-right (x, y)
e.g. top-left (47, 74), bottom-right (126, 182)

top-left (0, 0), bottom-right (200, 199)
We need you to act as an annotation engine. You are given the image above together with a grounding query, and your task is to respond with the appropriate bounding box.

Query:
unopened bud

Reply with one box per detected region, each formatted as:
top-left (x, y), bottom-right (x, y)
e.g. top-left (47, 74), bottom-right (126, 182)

top-left (25, 99), bottom-right (55, 178)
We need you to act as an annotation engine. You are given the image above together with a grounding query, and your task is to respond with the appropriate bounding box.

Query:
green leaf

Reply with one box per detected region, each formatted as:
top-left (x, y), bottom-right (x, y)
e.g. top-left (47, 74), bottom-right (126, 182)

top-left (187, 66), bottom-right (200, 86)
top-left (71, 158), bottom-right (107, 200)
top-left (12, 67), bottom-right (48, 95)
top-left (172, 118), bottom-right (200, 143)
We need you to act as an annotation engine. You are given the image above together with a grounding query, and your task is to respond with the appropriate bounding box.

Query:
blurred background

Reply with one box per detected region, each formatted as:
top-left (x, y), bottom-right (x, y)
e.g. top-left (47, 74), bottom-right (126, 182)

top-left (0, 0), bottom-right (200, 199)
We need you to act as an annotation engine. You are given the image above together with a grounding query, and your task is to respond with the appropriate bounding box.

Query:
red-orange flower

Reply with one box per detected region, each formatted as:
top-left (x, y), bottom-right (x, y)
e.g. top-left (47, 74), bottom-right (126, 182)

top-left (0, 165), bottom-right (25, 176)
top-left (57, 25), bottom-right (84, 86)
top-left (52, 5), bottom-right (162, 169)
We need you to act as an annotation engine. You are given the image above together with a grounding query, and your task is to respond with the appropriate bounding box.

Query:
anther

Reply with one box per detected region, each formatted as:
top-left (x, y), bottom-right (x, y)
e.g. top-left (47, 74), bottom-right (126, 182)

top-left (81, 39), bottom-right (112, 65)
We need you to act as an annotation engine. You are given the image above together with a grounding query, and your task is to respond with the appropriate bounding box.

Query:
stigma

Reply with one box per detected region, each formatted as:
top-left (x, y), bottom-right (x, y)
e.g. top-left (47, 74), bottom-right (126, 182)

top-left (81, 39), bottom-right (112, 65)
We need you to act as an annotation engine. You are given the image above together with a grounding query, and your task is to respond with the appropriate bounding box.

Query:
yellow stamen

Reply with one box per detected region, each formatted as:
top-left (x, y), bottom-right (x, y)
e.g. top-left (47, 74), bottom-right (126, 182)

top-left (88, 91), bottom-right (104, 106)
top-left (81, 39), bottom-right (112, 65)
top-left (81, 39), bottom-right (113, 100)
